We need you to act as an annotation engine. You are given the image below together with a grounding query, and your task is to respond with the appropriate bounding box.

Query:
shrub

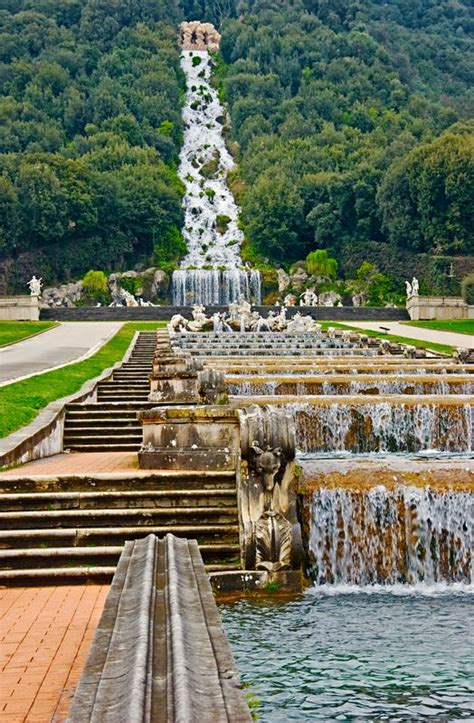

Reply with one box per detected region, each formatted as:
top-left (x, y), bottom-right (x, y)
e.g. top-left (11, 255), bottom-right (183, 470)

top-left (192, 56), bottom-right (202, 67)
top-left (216, 214), bottom-right (231, 233)
top-left (306, 250), bottom-right (338, 280)
top-left (461, 274), bottom-right (474, 305)
top-left (82, 270), bottom-right (110, 305)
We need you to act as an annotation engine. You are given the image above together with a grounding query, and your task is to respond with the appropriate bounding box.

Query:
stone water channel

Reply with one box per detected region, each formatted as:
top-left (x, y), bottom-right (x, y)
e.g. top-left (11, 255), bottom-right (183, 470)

top-left (171, 327), bottom-right (474, 720)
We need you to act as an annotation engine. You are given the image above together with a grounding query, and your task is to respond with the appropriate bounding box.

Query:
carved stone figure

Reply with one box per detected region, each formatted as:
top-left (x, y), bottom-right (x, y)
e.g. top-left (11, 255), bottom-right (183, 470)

top-left (238, 405), bottom-right (302, 574)
top-left (179, 21), bottom-right (221, 51)
top-left (411, 276), bottom-right (419, 296)
top-left (28, 276), bottom-right (42, 296)
top-left (405, 280), bottom-right (412, 297)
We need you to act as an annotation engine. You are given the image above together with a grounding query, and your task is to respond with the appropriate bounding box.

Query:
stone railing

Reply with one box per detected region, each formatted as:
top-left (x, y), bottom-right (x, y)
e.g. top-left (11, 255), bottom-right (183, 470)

top-left (68, 534), bottom-right (251, 723)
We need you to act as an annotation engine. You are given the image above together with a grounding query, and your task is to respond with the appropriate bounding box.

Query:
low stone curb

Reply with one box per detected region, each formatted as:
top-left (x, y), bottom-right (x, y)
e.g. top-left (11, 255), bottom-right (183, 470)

top-left (0, 332), bottom-right (139, 469)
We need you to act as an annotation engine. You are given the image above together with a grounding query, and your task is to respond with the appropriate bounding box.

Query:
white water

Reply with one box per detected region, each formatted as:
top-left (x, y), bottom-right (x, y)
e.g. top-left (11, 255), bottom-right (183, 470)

top-left (172, 50), bottom-right (261, 305)
top-left (308, 486), bottom-right (473, 585)
top-left (290, 401), bottom-right (473, 453)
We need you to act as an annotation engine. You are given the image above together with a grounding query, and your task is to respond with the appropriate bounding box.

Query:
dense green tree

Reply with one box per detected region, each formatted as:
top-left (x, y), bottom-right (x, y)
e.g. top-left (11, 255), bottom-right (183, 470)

top-left (378, 130), bottom-right (474, 255)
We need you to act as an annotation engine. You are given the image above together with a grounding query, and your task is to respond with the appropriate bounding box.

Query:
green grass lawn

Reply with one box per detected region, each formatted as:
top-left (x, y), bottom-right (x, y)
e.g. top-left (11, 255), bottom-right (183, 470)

top-left (0, 321), bottom-right (58, 347)
top-left (0, 321), bottom-right (167, 439)
top-left (405, 320), bottom-right (474, 336)
top-left (326, 322), bottom-right (455, 356)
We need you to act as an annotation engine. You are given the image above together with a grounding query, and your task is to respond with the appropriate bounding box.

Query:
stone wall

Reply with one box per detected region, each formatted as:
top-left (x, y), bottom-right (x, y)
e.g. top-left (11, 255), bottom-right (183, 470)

top-left (0, 295), bottom-right (39, 321)
top-left (40, 305), bottom-right (409, 322)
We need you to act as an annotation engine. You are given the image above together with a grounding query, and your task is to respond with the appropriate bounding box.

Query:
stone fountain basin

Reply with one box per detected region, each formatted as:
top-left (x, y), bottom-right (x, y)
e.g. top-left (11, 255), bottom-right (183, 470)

top-left (298, 454), bottom-right (474, 492)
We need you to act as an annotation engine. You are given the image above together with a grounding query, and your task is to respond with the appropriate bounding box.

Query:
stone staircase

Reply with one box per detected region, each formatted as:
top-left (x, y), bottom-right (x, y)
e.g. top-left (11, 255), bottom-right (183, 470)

top-left (63, 331), bottom-right (156, 452)
top-left (0, 471), bottom-right (241, 583)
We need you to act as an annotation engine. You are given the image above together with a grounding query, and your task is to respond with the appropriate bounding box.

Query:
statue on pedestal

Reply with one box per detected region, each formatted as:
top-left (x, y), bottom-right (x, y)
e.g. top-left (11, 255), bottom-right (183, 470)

top-left (27, 275), bottom-right (42, 296)
top-left (411, 277), bottom-right (419, 296)
top-left (405, 280), bottom-right (412, 297)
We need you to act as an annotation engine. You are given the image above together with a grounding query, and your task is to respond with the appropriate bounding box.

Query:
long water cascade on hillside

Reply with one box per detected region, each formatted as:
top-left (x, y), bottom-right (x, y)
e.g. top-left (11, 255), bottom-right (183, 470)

top-left (172, 50), bottom-right (261, 305)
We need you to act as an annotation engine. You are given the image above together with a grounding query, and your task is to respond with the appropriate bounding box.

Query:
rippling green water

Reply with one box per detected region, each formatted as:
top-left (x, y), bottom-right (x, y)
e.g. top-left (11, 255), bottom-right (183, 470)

top-left (220, 586), bottom-right (474, 721)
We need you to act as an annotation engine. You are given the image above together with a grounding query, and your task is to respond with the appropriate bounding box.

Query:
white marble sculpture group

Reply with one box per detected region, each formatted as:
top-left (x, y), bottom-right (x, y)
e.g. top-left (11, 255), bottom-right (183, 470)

top-left (168, 297), bottom-right (323, 334)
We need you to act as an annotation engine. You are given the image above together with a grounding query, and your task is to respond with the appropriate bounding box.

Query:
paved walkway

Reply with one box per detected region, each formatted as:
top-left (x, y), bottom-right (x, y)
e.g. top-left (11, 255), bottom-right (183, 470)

top-left (0, 323), bottom-right (122, 385)
top-left (0, 586), bottom-right (108, 722)
top-left (352, 322), bottom-right (474, 349)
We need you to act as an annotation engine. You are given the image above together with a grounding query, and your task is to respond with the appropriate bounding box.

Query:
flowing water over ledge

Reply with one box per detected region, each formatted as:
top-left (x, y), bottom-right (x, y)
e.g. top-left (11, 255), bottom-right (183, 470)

top-left (221, 588), bottom-right (474, 721)
top-left (307, 486), bottom-right (472, 585)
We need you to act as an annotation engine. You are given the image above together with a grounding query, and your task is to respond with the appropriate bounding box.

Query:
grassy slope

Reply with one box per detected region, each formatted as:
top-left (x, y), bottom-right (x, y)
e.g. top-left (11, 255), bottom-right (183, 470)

top-left (405, 320), bottom-right (474, 336)
top-left (0, 322), bottom-right (167, 439)
top-left (323, 322), bottom-right (454, 356)
top-left (0, 321), bottom-right (57, 347)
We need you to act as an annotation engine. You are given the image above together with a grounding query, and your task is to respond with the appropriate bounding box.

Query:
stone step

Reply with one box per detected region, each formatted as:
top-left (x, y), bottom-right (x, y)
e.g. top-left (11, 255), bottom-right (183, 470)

top-left (67, 403), bottom-right (154, 411)
top-left (0, 471), bottom-right (237, 494)
top-left (0, 489), bottom-right (238, 511)
top-left (0, 524), bottom-right (240, 547)
top-left (100, 382), bottom-right (149, 388)
top-left (0, 566), bottom-right (117, 582)
top-left (0, 507), bottom-right (239, 529)
top-left (96, 398), bottom-right (149, 403)
top-left (64, 429), bottom-right (142, 440)
top-left (64, 419), bottom-right (141, 429)
top-left (64, 442), bottom-right (141, 452)
top-left (0, 543), bottom-right (240, 569)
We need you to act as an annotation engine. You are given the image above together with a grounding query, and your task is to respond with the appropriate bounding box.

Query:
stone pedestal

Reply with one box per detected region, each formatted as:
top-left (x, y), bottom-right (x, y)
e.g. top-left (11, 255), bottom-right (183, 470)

top-left (138, 406), bottom-right (239, 470)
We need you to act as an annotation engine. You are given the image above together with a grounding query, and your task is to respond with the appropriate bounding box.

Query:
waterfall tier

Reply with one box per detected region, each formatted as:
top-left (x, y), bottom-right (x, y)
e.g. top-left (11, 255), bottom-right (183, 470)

top-left (172, 50), bottom-right (261, 305)
top-left (172, 268), bottom-right (261, 306)
top-left (307, 486), bottom-right (473, 585)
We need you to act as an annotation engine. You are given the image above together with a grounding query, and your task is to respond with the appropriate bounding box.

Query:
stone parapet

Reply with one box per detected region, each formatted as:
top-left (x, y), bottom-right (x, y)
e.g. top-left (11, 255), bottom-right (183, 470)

top-left (0, 295), bottom-right (39, 321)
top-left (407, 295), bottom-right (473, 320)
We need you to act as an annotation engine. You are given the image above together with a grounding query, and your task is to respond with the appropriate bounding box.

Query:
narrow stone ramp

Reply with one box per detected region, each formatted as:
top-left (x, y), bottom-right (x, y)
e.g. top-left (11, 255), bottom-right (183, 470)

top-left (68, 534), bottom-right (251, 723)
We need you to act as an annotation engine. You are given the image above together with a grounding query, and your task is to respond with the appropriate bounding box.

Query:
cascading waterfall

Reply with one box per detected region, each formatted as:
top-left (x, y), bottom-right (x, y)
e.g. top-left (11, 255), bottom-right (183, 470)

top-left (172, 50), bottom-right (261, 305)
top-left (291, 401), bottom-right (473, 453)
top-left (227, 378), bottom-right (473, 396)
top-left (308, 486), bottom-right (473, 585)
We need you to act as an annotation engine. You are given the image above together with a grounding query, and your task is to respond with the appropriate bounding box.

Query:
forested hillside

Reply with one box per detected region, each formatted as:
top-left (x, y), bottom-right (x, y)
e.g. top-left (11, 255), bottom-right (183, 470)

top-left (0, 0), bottom-right (185, 291)
top-left (216, 0), bottom-right (474, 292)
top-left (0, 0), bottom-right (473, 295)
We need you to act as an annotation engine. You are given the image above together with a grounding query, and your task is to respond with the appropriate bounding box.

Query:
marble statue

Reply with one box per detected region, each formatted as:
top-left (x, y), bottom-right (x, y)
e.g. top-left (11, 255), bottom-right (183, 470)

top-left (28, 275), bottom-right (42, 296)
top-left (405, 280), bottom-right (412, 297)
top-left (299, 289), bottom-right (318, 307)
top-left (411, 277), bottom-right (419, 296)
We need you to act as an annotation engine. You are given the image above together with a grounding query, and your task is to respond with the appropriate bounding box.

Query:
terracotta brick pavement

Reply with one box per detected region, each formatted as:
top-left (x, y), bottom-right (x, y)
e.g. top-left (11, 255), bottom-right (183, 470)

top-left (0, 585), bottom-right (109, 722)
top-left (0, 452), bottom-right (139, 477)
